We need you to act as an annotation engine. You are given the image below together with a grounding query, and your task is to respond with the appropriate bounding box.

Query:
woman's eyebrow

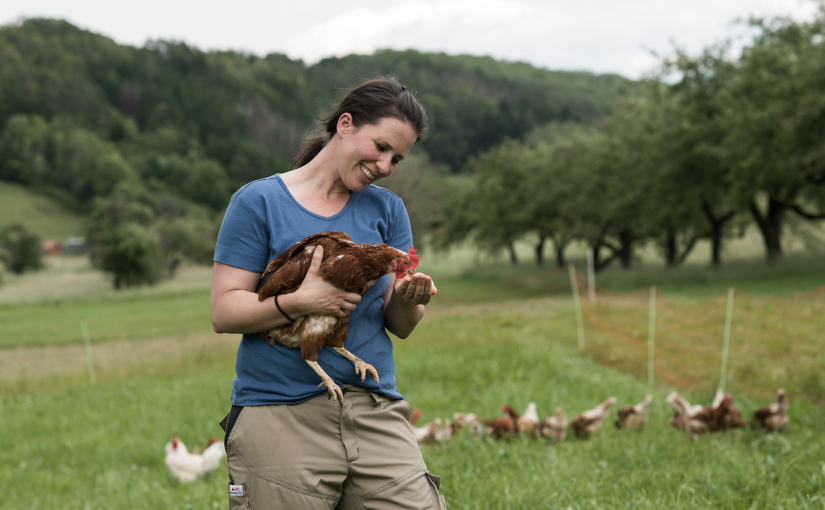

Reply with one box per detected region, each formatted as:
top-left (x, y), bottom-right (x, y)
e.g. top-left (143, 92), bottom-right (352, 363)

top-left (376, 139), bottom-right (405, 160)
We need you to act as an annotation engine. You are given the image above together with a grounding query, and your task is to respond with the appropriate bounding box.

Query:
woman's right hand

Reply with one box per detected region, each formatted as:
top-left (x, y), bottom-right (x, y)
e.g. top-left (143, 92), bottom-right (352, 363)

top-left (291, 245), bottom-right (361, 318)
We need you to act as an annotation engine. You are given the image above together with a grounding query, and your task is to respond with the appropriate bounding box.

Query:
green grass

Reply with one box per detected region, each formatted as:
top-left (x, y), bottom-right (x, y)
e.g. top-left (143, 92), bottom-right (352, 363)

top-left (0, 181), bottom-right (84, 239)
top-left (2, 249), bottom-right (825, 508)
top-left (2, 304), bottom-right (824, 509)
top-left (0, 289), bottom-right (212, 348)
top-left (3, 252), bottom-right (824, 350)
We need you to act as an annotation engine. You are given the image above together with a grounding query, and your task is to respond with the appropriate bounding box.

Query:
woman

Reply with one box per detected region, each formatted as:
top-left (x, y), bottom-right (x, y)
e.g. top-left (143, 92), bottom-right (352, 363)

top-left (210, 78), bottom-right (445, 509)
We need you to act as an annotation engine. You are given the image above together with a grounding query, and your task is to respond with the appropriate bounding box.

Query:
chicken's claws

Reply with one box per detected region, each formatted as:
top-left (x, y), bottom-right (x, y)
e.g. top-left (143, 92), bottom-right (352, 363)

top-left (354, 360), bottom-right (380, 384)
top-left (317, 379), bottom-right (344, 405)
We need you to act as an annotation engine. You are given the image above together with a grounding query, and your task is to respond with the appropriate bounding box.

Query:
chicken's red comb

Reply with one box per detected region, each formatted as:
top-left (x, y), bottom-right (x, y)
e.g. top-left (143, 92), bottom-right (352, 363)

top-left (407, 246), bottom-right (419, 270)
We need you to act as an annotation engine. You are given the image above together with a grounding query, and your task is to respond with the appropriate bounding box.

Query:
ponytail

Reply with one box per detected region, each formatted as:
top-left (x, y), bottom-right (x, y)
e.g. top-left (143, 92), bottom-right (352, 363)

top-left (291, 134), bottom-right (330, 170)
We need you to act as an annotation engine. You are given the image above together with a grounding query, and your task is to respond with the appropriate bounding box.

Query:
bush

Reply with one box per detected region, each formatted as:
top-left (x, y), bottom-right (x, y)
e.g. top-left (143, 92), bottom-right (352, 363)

top-left (0, 223), bottom-right (43, 274)
top-left (156, 217), bottom-right (217, 274)
top-left (87, 195), bottom-right (164, 290)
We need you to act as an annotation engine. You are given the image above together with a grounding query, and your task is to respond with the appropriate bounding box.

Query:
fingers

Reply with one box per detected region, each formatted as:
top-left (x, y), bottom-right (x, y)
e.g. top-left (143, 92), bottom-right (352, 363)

top-left (395, 274), bottom-right (435, 305)
top-left (307, 245), bottom-right (323, 273)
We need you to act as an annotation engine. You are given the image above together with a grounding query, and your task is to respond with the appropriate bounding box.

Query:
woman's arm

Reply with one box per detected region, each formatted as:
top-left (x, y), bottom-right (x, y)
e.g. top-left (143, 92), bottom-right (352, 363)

top-left (382, 272), bottom-right (436, 339)
top-left (211, 246), bottom-right (362, 334)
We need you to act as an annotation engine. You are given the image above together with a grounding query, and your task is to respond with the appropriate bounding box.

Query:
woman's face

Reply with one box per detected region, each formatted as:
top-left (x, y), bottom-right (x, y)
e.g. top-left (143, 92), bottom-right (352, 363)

top-left (336, 114), bottom-right (417, 192)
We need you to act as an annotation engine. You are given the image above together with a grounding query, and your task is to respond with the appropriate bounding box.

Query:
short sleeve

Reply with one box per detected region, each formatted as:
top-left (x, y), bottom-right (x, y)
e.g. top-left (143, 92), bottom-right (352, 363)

top-left (214, 193), bottom-right (270, 273)
top-left (386, 198), bottom-right (414, 252)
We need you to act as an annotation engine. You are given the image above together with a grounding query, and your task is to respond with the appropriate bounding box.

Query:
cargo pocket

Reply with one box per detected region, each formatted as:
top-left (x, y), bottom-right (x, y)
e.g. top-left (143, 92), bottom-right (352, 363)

top-left (228, 482), bottom-right (251, 510)
top-left (425, 471), bottom-right (447, 509)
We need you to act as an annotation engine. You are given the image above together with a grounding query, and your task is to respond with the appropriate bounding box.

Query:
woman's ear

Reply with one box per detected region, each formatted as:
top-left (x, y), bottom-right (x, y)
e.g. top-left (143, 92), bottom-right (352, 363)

top-left (336, 113), bottom-right (354, 138)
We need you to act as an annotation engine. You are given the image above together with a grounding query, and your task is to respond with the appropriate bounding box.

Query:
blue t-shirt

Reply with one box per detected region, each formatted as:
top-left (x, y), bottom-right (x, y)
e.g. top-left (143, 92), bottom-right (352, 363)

top-left (214, 174), bottom-right (413, 406)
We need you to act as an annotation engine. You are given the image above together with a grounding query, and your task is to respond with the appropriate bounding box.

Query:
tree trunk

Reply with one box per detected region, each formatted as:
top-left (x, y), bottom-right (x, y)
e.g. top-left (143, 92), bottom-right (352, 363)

top-left (553, 236), bottom-right (567, 268)
top-left (664, 228), bottom-right (699, 267)
top-left (750, 198), bottom-right (785, 261)
top-left (618, 230), bottom-right (634, 270)
top-left (709, 225), bottom-right (722, 266)
top-left (534, 234), bottom-right (546, 265)
top-left (507, 242), bottom-right (518, 265)
top-left (591, 226), bottom-right (618, 272)
top-left (664, 229), bottom-right (678, 267)
top-left (701, 202), bottom-right (735, 267)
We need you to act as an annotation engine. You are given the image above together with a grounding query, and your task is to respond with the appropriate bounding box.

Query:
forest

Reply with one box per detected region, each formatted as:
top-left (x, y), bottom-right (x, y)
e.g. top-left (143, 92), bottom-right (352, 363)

top-left (0, 18), bottom-right (633, 285)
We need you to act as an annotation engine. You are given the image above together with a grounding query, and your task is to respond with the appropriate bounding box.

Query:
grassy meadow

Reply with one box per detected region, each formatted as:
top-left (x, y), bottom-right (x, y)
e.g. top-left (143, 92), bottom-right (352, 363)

top-left (0, 181), bottom-right (84, 240)
top-left (1, 248), bottom-right (825, 509)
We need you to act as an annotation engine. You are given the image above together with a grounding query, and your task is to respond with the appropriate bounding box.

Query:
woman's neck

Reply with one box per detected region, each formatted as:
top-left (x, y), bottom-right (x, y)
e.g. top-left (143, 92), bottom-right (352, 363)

top-left (279, 143), bottom-right (352, 216)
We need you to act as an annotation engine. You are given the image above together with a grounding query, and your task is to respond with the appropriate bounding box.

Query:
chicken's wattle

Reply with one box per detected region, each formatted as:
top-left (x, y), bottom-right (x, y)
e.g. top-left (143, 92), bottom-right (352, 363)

top-left (395, 246), bottom-right (420, 278)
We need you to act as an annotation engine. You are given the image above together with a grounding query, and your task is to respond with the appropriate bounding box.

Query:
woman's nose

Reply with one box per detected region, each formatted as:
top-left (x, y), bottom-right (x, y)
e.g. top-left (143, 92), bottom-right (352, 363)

top-left (376, 156), bottom-right (394, 175)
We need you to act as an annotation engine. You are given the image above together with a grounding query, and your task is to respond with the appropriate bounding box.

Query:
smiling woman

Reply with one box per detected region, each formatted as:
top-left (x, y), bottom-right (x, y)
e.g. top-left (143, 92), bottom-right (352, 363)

top-left (209, 78), bottom-right (446, 509)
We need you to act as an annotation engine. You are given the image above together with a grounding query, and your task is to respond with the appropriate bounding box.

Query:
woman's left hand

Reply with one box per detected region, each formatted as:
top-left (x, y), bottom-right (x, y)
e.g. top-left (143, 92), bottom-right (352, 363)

top-left (393, 273), bottom-right (437, 306)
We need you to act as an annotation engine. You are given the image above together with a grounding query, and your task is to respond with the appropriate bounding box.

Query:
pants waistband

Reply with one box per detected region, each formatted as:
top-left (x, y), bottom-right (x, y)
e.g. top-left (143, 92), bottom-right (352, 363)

top-left (340, 385), bottom-right (385, 406)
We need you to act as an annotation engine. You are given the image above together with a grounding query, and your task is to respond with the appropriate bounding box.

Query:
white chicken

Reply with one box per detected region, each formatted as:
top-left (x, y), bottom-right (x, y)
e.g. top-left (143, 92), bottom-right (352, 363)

top-left (539, 407), bottom-right (568, 442)
top-left (515, 402), bottom-right (540, 437)
top-left (164, 435), bottom-right (226, 483)
top-left (453, 412), bottom-right (485, 438)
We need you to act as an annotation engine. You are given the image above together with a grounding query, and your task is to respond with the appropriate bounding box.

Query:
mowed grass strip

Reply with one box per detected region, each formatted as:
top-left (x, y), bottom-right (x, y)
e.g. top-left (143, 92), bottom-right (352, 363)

top-left (0, 289), bottom-right (212, 348)
top-left (0, 331), bottom-right (241, 396)
top-left (2, 304), bottom-right (824, 509)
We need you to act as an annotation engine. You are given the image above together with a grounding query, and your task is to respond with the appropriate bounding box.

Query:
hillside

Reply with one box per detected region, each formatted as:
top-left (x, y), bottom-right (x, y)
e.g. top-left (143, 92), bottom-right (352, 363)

top-left (0, 180), bottom-right (84, 239)
top-left (0, 18), bottom-right (634, 215)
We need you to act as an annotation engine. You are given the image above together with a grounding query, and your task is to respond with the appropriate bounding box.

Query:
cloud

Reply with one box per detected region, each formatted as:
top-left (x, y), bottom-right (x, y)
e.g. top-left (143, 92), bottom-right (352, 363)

top-left (1, 0), bottom-right (819, 78)
top-left (284, 0), bottom-right (533, 62)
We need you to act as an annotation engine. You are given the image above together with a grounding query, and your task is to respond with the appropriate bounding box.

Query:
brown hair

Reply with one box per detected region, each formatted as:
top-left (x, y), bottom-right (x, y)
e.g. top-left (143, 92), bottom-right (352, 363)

top-left (291, 77), bottom-right (428, 169)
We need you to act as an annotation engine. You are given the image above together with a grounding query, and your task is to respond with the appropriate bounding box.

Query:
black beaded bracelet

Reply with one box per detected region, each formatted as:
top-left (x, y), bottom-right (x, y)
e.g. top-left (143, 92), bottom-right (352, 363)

top-left (274, 294), bottom-right (295, 322)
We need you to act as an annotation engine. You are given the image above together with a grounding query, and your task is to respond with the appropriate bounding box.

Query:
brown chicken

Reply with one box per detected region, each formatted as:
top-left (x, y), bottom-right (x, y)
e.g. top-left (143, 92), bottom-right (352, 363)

top-left (752, 389), bottom-right (789, 432)
top-left (257, 231), bottom-right (418, 404)
top-left (482, 404), bottom-right (519, 439)
top-left (668, 390), bottom-right (744, 437)
top-left (569, 397), bottom-right (617, 439)
top-left (614, 395), bottom-right (653, 431)
top-left (539, 407), bottom-right (568, 442)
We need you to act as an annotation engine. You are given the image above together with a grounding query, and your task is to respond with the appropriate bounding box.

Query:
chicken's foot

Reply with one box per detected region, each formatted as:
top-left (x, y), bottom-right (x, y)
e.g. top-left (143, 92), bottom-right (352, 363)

top-left (332, 347), bottom-right (380, 384)
top-left (305, 360), bottom-right (344, 405)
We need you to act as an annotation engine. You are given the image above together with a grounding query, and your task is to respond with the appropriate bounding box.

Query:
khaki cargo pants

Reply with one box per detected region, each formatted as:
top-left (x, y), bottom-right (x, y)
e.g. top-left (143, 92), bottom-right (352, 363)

top-left (222, 386), bottom-right (447, 509)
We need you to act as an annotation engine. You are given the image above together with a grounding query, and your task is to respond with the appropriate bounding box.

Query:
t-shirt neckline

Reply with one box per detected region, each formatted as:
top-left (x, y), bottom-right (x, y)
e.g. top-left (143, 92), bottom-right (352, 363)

top-left (275, 174), bottom-right (359, 221)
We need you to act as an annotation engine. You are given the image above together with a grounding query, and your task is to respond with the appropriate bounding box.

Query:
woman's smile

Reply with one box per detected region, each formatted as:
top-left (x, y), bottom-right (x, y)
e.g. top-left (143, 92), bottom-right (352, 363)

top-left (360, 163), bottom-right (378, 181)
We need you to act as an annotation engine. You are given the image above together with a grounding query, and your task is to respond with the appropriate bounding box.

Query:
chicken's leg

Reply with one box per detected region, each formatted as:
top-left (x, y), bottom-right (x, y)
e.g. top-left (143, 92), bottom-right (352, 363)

top-left (305, 360), bottom-right (344, 405)
top-left (332, 347), bottom-right (380, 384)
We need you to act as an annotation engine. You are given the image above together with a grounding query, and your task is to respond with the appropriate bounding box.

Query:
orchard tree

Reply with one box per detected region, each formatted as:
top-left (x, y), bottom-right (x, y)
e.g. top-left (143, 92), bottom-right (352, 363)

top-left (724, 16), bottom-right (825, 260)
top-left (665, 48), bottom-right (742, 265)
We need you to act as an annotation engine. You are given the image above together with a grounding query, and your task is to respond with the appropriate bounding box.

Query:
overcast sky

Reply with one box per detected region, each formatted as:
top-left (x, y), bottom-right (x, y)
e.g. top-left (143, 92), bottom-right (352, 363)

top-left (1, 0), bottom-right (819, 78)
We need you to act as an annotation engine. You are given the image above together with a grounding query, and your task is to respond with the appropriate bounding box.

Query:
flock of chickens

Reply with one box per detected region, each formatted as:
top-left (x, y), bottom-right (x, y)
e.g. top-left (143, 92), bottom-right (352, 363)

top-left (162, 389), bottom-right (788, 483)
top-left (409, 389), bottom-right (789, 445)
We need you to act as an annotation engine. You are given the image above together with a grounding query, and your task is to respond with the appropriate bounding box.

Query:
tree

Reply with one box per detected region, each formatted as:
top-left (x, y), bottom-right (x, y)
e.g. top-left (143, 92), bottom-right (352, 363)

top-left (433, 140), bottom-right (537, 264)
top-left (0, 223), bottom-right (43, 274)
top-left (87, 190), bottom-right (163, 289)
top-left (723, 16), bottom-right (825, 260)
top-left (375, 152), bottom-right (448, 244)
top-left (664, 48), bottom-right (742, 265)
